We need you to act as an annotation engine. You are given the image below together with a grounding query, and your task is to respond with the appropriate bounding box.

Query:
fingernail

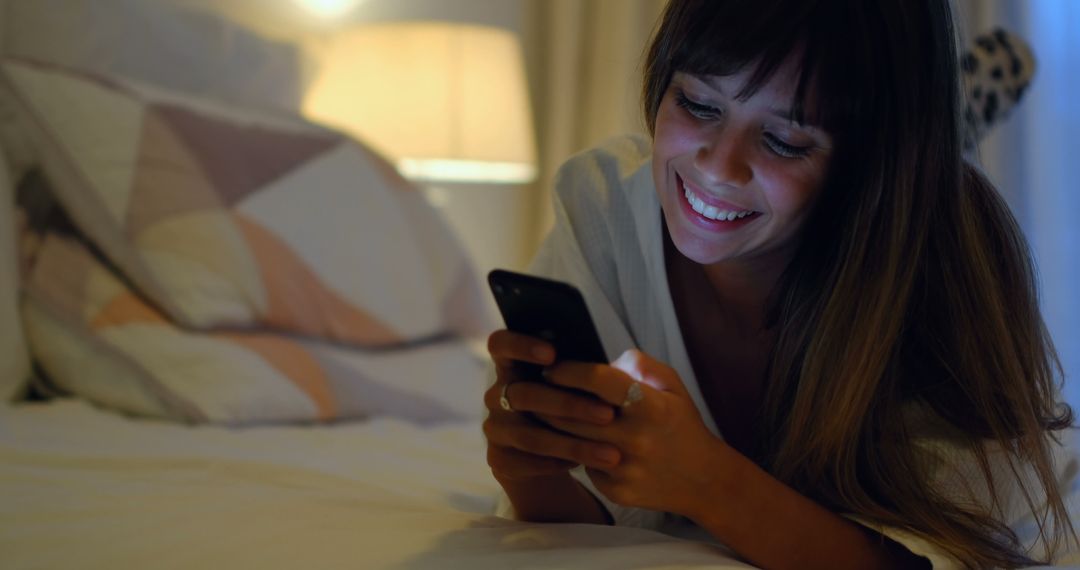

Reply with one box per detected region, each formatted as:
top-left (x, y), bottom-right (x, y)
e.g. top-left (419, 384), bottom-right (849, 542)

top-left (532, 344), bottom-right (554, 362)
top-left (594, 448), bottom-right (619, 465)
top-left (591, 406), bottom-right (613, 422)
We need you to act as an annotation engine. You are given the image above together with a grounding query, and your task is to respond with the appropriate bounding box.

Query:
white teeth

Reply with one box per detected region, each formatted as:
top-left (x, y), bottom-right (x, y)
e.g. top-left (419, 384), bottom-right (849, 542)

top-left (682, 182), bottom-right (754, 221)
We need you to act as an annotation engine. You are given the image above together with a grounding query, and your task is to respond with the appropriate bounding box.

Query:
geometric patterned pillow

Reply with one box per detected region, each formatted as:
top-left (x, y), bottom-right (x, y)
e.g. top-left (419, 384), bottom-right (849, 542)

top-left (22, 232), bottom-right (487, 424)
top-left (2, 58), bottom-right (491, 347)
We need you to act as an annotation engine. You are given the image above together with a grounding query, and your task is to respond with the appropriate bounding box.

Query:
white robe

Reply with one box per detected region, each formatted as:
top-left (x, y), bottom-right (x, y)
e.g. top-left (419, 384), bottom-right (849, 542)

top-left (499, 134), bottom-right (1079, 568)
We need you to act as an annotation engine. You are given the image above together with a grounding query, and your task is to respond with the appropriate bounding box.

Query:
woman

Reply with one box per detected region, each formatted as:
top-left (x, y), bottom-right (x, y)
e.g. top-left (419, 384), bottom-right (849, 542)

top-left (483, 0), bottom-right (1076, 567)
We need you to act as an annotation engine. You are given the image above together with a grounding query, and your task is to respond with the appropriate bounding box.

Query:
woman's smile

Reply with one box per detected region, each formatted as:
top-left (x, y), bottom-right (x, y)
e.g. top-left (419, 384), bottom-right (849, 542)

top-left (676, 173), bottom-right (762, 231)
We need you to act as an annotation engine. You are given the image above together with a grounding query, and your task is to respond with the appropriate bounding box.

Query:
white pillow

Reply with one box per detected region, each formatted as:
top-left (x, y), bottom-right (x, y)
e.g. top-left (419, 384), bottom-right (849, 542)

top-left (0, 0), bottom-right (309, 113)
top-left (0, 143), bottom-right (29, 401)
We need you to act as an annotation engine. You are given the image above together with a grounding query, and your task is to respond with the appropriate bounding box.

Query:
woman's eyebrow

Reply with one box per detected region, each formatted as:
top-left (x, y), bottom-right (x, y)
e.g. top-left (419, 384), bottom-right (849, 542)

top-left (768, 107), bottom-right (796, 121)
top-left (696, 74), bottom-right (726, 93)
top-left (767, 107), bottom-right (830, 137)
top-left (768, 107), bottom-right (805, 125)
top-left (688, 73), bottom-right (825, 131)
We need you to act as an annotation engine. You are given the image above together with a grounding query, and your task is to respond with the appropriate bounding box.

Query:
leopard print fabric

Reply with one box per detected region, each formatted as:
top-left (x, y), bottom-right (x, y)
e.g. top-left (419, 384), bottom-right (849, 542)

top-left (961, 28), bottom-right (1036, 149)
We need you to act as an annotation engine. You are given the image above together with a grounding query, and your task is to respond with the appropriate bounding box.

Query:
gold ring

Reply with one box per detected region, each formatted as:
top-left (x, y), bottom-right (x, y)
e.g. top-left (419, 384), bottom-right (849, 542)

top-left (622, 381), bottom-right (643, 408)
top-left (499, 383), bottom-right (515, 412)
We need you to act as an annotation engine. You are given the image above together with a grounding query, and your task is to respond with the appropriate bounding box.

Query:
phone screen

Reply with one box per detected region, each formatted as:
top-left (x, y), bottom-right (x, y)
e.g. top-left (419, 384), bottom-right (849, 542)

top-left (488, 269), bottom-right (608, 379)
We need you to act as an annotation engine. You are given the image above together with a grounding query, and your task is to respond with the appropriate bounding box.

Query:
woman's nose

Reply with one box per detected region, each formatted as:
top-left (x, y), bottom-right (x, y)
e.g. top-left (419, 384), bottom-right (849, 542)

top-left (694, 132), bottom-right (752, 188)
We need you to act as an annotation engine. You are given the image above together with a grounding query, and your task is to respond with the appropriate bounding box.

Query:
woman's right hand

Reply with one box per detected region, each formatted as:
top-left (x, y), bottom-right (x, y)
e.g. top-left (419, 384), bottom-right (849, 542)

top-left (483, 329), bottom-right (622, 482)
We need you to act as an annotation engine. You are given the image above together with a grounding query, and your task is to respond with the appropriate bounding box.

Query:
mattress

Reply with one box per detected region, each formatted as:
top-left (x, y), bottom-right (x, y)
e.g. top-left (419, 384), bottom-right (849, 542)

top-left (0, 398), bottom-right (750, 569)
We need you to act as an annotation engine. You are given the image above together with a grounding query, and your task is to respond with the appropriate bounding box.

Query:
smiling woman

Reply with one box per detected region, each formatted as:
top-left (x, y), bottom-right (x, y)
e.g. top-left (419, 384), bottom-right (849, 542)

top-left (482, 0), bottom-right (1078, 568)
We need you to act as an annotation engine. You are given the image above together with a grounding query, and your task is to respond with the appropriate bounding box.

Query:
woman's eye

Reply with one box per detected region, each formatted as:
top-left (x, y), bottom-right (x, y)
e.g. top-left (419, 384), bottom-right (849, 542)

top-left (674, 91), bottom-right (721, 120)
top-left (763, 133), bottom-right (811, 159)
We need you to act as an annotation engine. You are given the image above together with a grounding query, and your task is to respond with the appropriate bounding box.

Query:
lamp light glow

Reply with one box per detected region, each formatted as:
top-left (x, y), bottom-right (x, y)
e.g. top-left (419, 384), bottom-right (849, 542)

top-left (398, 159), bottom-right (537, 184)
top-left (303, 22), bottom-right (537, 184)
top-left (293, 0), bottom-right (363, 19)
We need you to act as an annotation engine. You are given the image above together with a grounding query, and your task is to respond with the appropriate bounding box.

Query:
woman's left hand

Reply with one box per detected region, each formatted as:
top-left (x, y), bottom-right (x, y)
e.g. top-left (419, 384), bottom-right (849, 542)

top-left (539, 349), bottom-right (733, 518)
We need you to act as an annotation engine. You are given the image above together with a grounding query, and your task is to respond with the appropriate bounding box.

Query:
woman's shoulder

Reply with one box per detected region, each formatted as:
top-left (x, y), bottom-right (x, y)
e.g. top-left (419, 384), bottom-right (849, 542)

top-left (549, 134), bottom-right (656, 240)
top-left (553, 135), bottom-right (653, 205)
top-left (557, 134), bottom-right (652, 180)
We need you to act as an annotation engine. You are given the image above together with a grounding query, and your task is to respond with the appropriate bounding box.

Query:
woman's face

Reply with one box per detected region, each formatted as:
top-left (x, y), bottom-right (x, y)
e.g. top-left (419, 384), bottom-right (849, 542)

top-left (652, 58), bottom-right (833, 269)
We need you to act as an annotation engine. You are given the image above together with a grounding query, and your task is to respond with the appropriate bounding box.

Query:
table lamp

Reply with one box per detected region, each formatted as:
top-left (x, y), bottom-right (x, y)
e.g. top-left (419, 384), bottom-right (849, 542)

top-left (303, 21), bottom-right (537, 185)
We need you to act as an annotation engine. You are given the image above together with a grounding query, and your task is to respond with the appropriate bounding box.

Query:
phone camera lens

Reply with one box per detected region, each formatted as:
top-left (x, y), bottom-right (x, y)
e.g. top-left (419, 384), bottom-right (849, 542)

top-left (513, 287), bottom-right (521, 296)
top-left (493, 284), bottom-right (504, 294)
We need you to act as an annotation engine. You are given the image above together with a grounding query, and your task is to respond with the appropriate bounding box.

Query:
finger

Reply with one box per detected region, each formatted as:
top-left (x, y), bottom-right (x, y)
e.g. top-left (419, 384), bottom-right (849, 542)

top-left (585, 466), bottom-right (618, 483)
top-left (502, 382), bottom-right (615, 425)
top-left (487, 446), bottom-right (576, 480)
top-left (540, 414), bottom-right (615, 443)
top-left (611, 349), bottom-right (688, 397)
top-left (483, 419), bottom-right (621, 469)
top-left (484, 382), bottom-right (511, 414)
top-left (484, 380), bottom-right (609, 422)
top-left (543, 362), bottom-right (635, 407)
top-left (487, 329), bottom-right (556, 369)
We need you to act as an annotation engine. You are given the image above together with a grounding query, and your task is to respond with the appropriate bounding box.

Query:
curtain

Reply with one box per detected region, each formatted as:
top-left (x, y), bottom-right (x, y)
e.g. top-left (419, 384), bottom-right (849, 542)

top-left (959, 0), bottom-right (1080, 406)
top-left (523, 0), bottom-right (667, 244)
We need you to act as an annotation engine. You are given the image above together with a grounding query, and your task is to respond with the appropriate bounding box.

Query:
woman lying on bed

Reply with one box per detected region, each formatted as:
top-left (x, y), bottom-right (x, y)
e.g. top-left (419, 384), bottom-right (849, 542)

top-left (482, 0), bottom-right (1076, 568)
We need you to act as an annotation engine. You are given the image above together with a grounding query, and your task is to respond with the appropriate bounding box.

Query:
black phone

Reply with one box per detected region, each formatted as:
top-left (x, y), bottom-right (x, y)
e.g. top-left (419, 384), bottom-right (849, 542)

top-left (487, 269), bottom-right (608, 380)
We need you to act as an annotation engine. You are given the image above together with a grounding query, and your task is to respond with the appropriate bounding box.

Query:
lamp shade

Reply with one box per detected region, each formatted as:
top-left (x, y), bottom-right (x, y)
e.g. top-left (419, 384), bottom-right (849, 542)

top-left (304, 22), bottom-right (537, 184)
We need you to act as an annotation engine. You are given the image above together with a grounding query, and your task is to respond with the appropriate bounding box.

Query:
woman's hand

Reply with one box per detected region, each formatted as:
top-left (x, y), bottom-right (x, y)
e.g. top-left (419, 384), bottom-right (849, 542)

top-left (539, 349), bottom-right (733, 518)
top-left (482, 330), bottom-right (622, 483)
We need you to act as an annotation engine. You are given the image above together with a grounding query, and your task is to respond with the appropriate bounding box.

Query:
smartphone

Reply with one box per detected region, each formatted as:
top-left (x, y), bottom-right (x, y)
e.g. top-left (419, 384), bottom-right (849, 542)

top-left (487, 269), bottom-right (608, 380)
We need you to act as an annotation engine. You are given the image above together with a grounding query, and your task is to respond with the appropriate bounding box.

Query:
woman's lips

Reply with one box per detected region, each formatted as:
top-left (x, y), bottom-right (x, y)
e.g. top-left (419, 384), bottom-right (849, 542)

top-left (676, 173), bottom-right (761, 230)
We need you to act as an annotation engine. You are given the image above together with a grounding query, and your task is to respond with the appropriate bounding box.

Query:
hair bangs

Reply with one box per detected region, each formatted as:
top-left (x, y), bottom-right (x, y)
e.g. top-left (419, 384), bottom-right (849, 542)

top-left (674, 0), bottom-right (820, 124)
top-left (648, 0), bottom-right (861, 132)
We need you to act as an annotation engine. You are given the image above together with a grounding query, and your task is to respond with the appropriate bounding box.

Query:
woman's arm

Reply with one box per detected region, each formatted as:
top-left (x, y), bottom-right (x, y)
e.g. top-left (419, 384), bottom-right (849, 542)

top-left (690, 441), bottom-right (930, 570)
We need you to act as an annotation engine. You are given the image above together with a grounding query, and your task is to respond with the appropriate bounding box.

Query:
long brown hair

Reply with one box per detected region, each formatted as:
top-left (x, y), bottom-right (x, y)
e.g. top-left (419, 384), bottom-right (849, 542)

top-left (643, 0), bottom-right (1074, 566)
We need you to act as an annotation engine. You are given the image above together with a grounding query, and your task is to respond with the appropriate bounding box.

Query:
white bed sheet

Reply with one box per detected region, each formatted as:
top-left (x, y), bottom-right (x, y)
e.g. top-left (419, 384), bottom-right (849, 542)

top-left (0, 399), bottom-right (748, 569)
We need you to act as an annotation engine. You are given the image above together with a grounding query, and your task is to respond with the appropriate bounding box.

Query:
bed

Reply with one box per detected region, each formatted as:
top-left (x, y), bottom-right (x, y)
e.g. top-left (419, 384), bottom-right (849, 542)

top-left (0, 1), bottom-right (754, 568)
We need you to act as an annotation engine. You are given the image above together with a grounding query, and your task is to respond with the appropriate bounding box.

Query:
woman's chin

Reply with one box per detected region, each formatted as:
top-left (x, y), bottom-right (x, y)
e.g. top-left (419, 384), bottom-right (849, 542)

top-left (668, 228), bottom-right (739, 265)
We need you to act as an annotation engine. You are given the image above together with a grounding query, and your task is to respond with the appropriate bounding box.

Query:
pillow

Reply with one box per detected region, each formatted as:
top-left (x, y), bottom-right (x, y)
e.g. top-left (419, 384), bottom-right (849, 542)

top-left (1, 58), bottom-right (491, 347)
top-left (23, 231), bottom-right (486, 424)
top-left (961, 28), bottom-right (1036, 150)
top-left (0, 145), bottom-right (30, 401)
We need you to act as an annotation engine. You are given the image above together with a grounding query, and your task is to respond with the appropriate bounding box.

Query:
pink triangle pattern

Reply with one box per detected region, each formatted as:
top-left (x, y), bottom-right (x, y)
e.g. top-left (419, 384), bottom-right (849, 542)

top-left (231, 212), bottom-right (407, 347)
top-left (218, 333), bottom-right (336, 421)
top-left (152, 102), bottom-right (340, 206)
